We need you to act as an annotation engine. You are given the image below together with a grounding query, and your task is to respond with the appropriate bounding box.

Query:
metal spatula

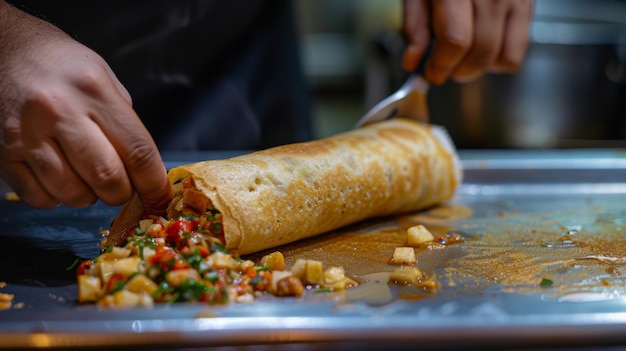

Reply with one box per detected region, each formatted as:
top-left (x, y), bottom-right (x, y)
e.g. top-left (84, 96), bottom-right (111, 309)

top-left (354, 73), bottom-right (430, 128)
top-left (354, 42), bottom-right (432, 128)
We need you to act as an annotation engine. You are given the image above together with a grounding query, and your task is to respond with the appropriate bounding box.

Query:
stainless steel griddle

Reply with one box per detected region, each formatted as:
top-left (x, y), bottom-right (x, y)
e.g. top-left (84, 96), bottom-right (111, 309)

top-left (1, 149), bottom-right (626, 351)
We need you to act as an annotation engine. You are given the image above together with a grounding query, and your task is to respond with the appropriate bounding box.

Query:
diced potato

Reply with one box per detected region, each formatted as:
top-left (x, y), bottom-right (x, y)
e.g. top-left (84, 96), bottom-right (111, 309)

top-left (5, 192), bottom-right (19, 201)
top-left (269, 270), bottom-right (293, 294)
top-left (98, 260), bottom-right (114, 284)
top-left (112, 257), bottom-right (141, 278)
top-left (225, 285), bottom-right (239, 302)
top-left (290, 259), bottom-right (307, 279)
top-left (235, 293), bottom-right (255, 304)
top-left (141, 247), bottom-right (156, 263)
top-left (166, 268), bottom-right (201, 286)
top-left (139, 219), bottom-right (154, 233)
top-left (260, 251), bottom-right (285, 271)
top-left (126, 274), bottom-right (158, 295)
top-left (212, 251), bottom-right (235, 269)
top-left (391, 247), bottom-right (417, 265)
top-left (96, 295), bottom-right (114, 308)
top-left (275, 276), bottom-right (304, 297)
top-left (137, 293), bottom-right (154, 308)
top-left (322, 266), bottom-right (347, 290)
top-left (0, 292), bottom-right (13, 303)
top-left (289, 259), bottom-right (324, 285)
top-left (100, 247), bottom-right (132, 260)
top-left (407, 225), bottom-right (435, 246)
top-left (78, 275), bottom-right (102, 302)
top-left (112, 290), bottom-right (142, 308)
top-left (305, 260), bottom-right (324, 285)
top-left (389, 266), bottom-right (423, 285)
top-left (238, 259), bottom-right (255, 272)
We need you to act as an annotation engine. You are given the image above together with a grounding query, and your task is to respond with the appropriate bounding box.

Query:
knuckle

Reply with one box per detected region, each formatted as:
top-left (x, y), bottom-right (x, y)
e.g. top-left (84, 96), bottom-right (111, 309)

top-left (88, 162), bottom-right (127, 193)
top-left (439, 30), bottom-right (471, 53)
top-left (69, 65), bottom-right (109, 98)
top-left (496, 51), bottom-right (524, 71)
top-left (0, 119), bottom-right (22, 147)
top-left (125, 140), bottom-right (159, 172)
top-left (86, 164), bottom-right (132, 206)
top-left (27, 149), bottom-right (51, 173)
top-left (74, 72), bottom-right (103, 96)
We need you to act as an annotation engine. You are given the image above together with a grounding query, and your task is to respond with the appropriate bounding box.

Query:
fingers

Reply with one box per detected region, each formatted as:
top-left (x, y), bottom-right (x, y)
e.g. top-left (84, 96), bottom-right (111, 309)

top-left (90, 88), bottom-right (172, 214)
top-left (403, 0), bottom-right (533, 84)
top-left (426, 0), bottom-right (474, 84)
top-left (0, 161), bottom-right (58, 209)
top-left (53, 116), bottom-right (132, 206)
top-left (451, 0), bottom-right (533, 81)
top-left (10, 63), bottom-right (169, 212)
top-left (19, 87), bottom-right (129, 208)
top-left (0, 10), bottom-right (168, 212)
top-left (491, 0), bottom-right (533, 73)
top-left (449, 0), bottom-right (508, 82)
top-left (21, 136), bottom-right (98, 208)
top-left (402, 0), bottom-right (432, 72)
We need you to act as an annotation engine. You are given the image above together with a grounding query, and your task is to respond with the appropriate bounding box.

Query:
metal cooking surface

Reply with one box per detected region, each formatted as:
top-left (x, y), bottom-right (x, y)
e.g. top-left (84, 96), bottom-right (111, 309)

top-left (1, 149), bottom-right (626, 350)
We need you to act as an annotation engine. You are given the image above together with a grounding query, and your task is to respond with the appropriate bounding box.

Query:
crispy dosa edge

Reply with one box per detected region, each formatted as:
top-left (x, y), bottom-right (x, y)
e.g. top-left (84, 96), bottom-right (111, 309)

top-left (101, 193), bottom-right (143, 250)
top-left (105, 118), bottom-right (461, 255)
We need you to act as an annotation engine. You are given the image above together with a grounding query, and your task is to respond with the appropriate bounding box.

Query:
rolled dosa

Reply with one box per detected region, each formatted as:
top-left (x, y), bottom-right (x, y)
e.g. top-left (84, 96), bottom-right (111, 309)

top-left (105, 118), bottom-right (461, 255)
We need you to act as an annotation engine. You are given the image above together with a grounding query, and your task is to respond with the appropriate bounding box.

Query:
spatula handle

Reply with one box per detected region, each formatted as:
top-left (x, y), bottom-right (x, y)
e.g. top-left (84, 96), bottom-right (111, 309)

top-left (414, 38), bottom-right (434, 76)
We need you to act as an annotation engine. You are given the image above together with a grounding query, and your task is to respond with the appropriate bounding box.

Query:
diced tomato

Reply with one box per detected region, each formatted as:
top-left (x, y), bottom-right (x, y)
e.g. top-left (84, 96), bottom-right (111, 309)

top-left (76, 259), bottom-right (93, 276)
top-left (196, 245), bottom-right (210, 258)
top-left (166, 218), bottom-right (195, 246)
top-left (105, 273), bottom-right (126, 293)
top-left (150, 248), bottom-right (188, 270)
top-left (233, 281), bottom-right (249, 296)
top-left (245, 266), bottom-right (257, 279)
top-left (182, 178), bottom-right (192, 189)
top-left (253, 271), bottom-right (271, 292)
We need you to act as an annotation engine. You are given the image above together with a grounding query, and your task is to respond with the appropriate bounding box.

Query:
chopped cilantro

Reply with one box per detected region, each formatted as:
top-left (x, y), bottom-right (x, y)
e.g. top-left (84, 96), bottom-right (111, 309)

top-left (205, 271), bottom-right (219, 282)
top-left (211, 223), bottom-right (223, 233)
top-left (540, 278), bottom-right (553, 287)
top-left (198, 261), bottom-right (211, 274)
top-left (65, 257), bottom-right (81, 271)
top-left (210, 243), bottom-right (229, 254)
top-left (109, 280), bottom-right (126, 294)
top-left (132, 235), bottom-right (155, 260)
top-left (254, 265), bottom-right (271, 272)
top-left (153, 281), bottom-right (174, 297)
top-left (313, 287), bottom-right (333, 294)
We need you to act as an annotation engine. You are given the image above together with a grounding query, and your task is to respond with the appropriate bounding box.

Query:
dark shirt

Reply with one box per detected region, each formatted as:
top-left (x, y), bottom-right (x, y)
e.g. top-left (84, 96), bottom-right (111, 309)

top-left (8, 0), bottom-right (313, 150)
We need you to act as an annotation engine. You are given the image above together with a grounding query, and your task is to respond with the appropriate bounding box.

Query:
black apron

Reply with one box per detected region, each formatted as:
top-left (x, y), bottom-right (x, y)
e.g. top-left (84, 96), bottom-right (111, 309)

top-left (8, 0), bottom-right (313, 150)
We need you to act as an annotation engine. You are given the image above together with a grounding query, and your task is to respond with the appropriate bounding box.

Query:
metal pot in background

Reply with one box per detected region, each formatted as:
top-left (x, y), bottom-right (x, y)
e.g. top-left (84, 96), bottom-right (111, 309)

top-left (366, 0), bottom-right (626, 149)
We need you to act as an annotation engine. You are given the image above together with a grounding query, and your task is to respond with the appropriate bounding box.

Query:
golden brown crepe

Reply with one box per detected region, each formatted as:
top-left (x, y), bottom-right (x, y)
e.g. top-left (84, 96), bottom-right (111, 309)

top-left (104, 118), bottom-right (462, 255)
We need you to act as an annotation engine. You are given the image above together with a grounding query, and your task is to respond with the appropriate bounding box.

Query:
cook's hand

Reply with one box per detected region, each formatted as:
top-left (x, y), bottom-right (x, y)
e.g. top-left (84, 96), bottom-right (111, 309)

top-left (402, 0), bottom-right (534, 85)
top-left (0, 2), bottom-right (171, 213)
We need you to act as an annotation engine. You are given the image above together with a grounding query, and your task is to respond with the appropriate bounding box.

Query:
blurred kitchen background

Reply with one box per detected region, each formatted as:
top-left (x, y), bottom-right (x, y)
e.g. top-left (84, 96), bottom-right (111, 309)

top-left (296, 0), bottom-right (626, 149)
